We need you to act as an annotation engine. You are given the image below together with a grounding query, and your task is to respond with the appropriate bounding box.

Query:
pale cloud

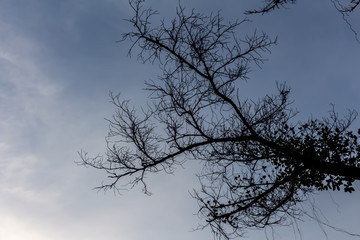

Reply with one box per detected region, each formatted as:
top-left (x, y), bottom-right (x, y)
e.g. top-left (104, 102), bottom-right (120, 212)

top-left (0, 151), bottom-right (60, 203)
top-left (0, 214), bottom-right (51, 240)
top-left (0, 16), bottom-right (65, 232)
top-left (0, 30), bottom-right (58, 105)
top-left (0, 154), bottom-right (37, 186)
top-left (0, 19), bottom-right (61, 146)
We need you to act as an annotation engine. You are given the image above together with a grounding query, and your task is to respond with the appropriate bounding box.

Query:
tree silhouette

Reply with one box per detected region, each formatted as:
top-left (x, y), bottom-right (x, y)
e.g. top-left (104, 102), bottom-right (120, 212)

top-left (80, 1), bottom-right (360, 239)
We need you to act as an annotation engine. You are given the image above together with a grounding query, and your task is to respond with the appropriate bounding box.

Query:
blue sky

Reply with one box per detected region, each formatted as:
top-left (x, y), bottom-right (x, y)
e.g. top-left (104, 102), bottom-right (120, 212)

top-left (0, 0), bottom-right (359, 239)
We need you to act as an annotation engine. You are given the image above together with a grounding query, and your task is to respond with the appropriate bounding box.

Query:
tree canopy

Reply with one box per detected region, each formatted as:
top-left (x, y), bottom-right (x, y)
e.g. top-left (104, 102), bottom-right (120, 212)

top-left (80, 1), bottom-right (360, 239)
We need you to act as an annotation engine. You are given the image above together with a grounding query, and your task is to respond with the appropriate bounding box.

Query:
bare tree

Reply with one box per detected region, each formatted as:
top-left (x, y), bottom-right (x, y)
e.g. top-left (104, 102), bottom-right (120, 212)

top-left (80, 1), bottom-right (360, 239)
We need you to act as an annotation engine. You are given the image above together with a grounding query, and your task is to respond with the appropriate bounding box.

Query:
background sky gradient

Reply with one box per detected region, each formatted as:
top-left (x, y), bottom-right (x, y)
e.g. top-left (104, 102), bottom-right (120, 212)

top-left (0, 0), bottom-right (360, 239)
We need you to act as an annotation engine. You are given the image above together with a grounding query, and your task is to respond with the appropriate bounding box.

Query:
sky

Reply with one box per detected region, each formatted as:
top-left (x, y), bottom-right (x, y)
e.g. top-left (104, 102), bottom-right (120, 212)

top-left (0, 0), bottom-right (359, 240)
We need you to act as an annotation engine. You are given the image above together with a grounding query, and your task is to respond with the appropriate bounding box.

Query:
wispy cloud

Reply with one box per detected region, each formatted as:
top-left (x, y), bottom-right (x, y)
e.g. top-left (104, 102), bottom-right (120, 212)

top-left (0, 19), bottom-right (70, 240)
top-left (0, 20), bottom-right (60, 147)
